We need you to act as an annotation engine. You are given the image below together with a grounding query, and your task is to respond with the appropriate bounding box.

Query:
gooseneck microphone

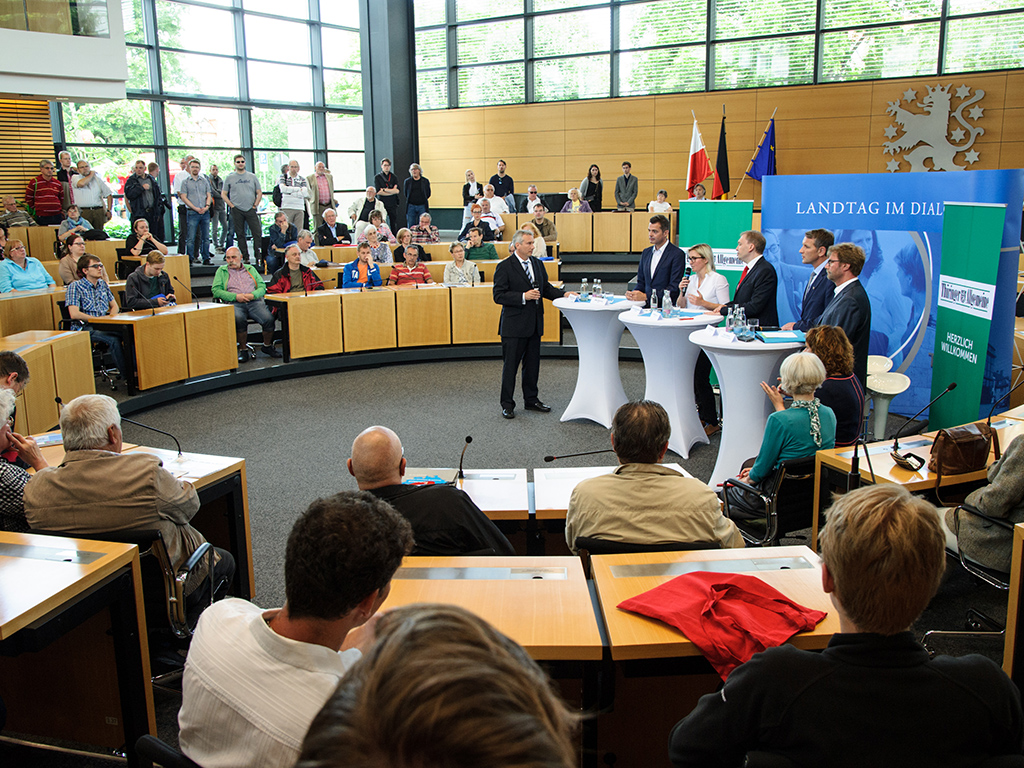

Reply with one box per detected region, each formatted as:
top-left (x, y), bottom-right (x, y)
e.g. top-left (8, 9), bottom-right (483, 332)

top-left (456, 435), bottom-right (472, 480)
top-left (987, 379), bottom-right (1024, 427)
top-left (890, 382), bottom-right (956, 471)
top-left (120, 416), bottom-right (184, 458)
top-left (172, 275), bottom-right (200, 310)
top-left (543, 448), bottom-right (616, 463)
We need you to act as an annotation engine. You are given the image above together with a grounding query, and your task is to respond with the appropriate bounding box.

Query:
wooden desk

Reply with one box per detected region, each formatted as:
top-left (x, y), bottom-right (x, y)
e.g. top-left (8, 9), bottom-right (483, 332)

top-left (162, 302), bottom-right (237, 378)
top-left (394, 284), bottom-right (451, 347)
top-left (119, 252), bottom-right (191, 294)
top-left (311, 264), bottom-right (345, 289)
top-left (0, 289), bottom-right (57, 335)
top-left (592, 212), bottom-right (631, 253)
top-left (1004, 523), bottom-right (1024, 685)
top-left (534, 464), bottom-right (691, 520)
top-left (420, 243), bottom-right (450, 261)
top-left (51, 281), bottom-right (128, 327)
top-left (0, 531), bottom-right (154, 765)
top-left (87, 239), bottom-right (126, 281)
top-left (388, 556), bottom-right (603, 661)
top-left (591, 546), bottom-right (838, 661)
top-left (475, 259), bottom-right (559, 284)
top-left (553, 212), bottom-right (593, 252)
top-left (32, 440), bottom-right (255, 600)
top-left (451, 283), bottom-right (501, 344)
top-left (630, 211), bottom-right (678, 249)
top-left (402, 467), bottom-right (530, 521)
top-left (87, 308), bottom-right (187, 393)
top-left (264, 290), bottom-right (344, 362)
top-left (341, 288), bottom-right (396, 351)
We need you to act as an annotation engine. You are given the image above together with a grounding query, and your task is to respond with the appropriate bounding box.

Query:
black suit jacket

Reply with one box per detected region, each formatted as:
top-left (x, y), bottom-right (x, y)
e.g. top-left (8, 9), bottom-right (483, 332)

top-left (722, 256), bottom-right (779, 326)
top-left (315, 221), bottom-right (351, 247)
top-left (636, 242), bottom-right (686, 306)
top-left (493, 256), bottom-right (564, 338)
top-left (818, 279), bottom-right (872, 387)
top-left (792, 267), bottom-right (835, 332)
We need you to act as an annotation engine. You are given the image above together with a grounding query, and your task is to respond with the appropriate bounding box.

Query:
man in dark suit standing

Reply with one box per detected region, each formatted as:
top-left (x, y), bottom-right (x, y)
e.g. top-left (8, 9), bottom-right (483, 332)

top-left (493, 229), bottom-right (575, 419)
top-left (625, 214), bottom-right (685, 307)
top-left (817, 242), bottom-right (872, 389)
top-left (783, 228), bottom-right (835, 331)
top-left (711, 230), bottom-right (779, 327)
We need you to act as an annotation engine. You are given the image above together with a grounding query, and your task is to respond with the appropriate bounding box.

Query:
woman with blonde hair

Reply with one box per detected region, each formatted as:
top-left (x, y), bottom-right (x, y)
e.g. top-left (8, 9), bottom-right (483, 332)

top-left (461, 169), bottom-right (482, 225)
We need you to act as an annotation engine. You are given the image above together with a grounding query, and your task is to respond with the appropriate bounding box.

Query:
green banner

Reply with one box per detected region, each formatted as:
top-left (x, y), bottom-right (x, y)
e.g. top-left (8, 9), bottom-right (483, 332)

top-left (676, 199), bottom-right (753, 295)
top-left (930, 202), bottom-right (1005, 429)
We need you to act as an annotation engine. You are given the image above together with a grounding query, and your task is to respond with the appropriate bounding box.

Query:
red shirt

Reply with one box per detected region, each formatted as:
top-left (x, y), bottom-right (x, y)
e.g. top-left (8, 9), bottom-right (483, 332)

top-left (25, 175), bottom-right (65, 217)
top-left (388, 263), bottom-right (431, 286)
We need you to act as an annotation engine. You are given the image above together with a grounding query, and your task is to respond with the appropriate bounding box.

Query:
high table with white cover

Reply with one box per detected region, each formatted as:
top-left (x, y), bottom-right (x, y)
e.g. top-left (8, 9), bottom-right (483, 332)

top-left (692, 326), bottom-right (806, 487)
top-left (553, 295), bottom-right (637, 427)
top-left (618, 308), bottom-right (722, 459)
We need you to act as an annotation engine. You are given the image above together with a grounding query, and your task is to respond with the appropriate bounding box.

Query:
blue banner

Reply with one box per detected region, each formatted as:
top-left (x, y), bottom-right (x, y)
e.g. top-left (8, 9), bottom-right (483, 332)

top-left (761, 169), bottom-right (1024, 418)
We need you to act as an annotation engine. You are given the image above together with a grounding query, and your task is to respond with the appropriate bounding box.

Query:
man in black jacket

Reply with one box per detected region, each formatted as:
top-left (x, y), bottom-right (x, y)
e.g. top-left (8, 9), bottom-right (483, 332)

top-left (712, 230), bottom-right (779, 327)
top-left (492, 229), bottom-right (575, 419)
top-left (124, 252), bottom-right (175, 310)
top-left (347, 426), bottom-right (514, 556)
top-left (124, 160), bottom-right (165, 240)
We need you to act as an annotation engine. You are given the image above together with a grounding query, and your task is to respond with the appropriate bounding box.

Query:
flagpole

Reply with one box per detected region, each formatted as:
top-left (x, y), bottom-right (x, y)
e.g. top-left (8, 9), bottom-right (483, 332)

top-left (732, 107), bottom-right (777, 200)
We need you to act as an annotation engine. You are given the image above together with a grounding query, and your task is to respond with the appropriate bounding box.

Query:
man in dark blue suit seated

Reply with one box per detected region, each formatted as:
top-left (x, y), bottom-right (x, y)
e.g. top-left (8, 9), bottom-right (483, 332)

top-left (783, 228), bottom-right (835, 332)
top-left (708, 230), bottom-right (779, 327)
top-left (625, 214), bottom-right (685, 308)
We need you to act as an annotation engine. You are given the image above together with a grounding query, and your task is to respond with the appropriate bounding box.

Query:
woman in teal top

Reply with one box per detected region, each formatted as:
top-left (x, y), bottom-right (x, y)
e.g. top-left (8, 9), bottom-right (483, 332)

top-left (740, 352), bottom-right (837, 485)
top-left (0, 240), bottom-right (56, 293)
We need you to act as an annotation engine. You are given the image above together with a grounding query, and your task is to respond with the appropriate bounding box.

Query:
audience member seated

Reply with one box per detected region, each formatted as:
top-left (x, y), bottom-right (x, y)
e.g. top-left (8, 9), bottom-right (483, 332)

top-left (530, 203), bottom-right (557, 242)
top-left (0, 239), bottom-right (55, 292)
top-left (0, 196), bottom-right (36, 228)
top-left (347, 186), bottom-right (386, 237)
top-left (59, 234), bottom-right (110, 285)
top-left (0, 389), bottom-right (48, 532)
top-left (315, 208), bottom-right (351, 247)
top-left (490, 159), bottom-right (515, 212)
top-left (805, 325), bottom-right (864, 448)
top-left (179, 491), bottom-right (413, 768)
top-left (688, 182), bottom-right (707, 201)
top-left (213, 246), bottom-right (280, 362)
top-left (124, 216), bottom-right (169, 261)
top-left (348, 426), bottom-right (514, 555)
top-left (364, 227), bottom-right (391, 264)
top-left (443, 242), bottom-right (479, 286)
top-left (291, 229), bottom-right (316, 267)
top-left (297, 605), bottom-right (579, 768)
top-left (465, 227), bottom-right (498, 261)
top-left (480, 184), bottom-right (509, 215)
top-left (478, 199), bottom-right (505, 240)
top-left (268, 211), bottom-right (298, 273)
top-left (648, 189), bottom-right (672, 213)
top-left (521, 221), bottom-right (547, 259)
top-left (560, 187), bottom-right (593, 213)
top-left (267, 245), bottom-right (325, 294)
top-left (519, 185), bottom-right (545, 213)
top-left (734, 352), bottom-right (836, 488)
top-left (566, 401), bottom-right (742, 553)
top-left (125, 252), bottom-right (176, 310)
top-left (393, 228), bottom-right (412, 264)
top-left (356, 210), bottom-right (396, 245)
top-left (458, 205), bottom-right (494, 243)
top-left (25, 394), bottom-right (234, 606)
top-left (946, 434), bottom-right (1024, 572)
top-left (409, 212), bottom-right (440, 244)
top-left (58, 205), bottom-right (103, 242)
top-left (386, 245), bottom-right (433, 286)
top-left (669, 483), bottom-right (1024, 767)
top-left (342, 243), bottom-right (382, 289)
top-left (64, 254), bottom-right (127, 375)
top-left (462, 169), bottom-right (483, 224)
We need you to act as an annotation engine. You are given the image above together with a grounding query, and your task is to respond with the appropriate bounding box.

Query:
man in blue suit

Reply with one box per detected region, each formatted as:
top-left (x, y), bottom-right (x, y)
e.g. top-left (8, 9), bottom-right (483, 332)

top-left (710, 231), bottom-right (779, 327)
top-left (784, 229), bottom-right (835, 332)
top-left (817, 242), bottom-right (872, 389)
top-left (625, 214), bottom-right (685, 308)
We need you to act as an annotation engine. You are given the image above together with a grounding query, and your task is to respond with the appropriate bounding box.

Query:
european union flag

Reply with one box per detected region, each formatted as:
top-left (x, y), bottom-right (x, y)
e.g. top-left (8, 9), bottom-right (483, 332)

top-left (746, 118), bottom-right (777, 181)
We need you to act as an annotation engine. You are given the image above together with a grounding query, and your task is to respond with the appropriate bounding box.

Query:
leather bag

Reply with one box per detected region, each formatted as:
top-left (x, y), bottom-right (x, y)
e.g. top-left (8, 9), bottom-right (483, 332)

top-left (928, 421), bottom-right (999, 503)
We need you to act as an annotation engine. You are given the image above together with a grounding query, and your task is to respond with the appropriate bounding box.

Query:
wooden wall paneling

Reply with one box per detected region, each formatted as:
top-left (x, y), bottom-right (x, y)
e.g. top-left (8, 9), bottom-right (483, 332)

top-left (564, 97), bottom-right (655, 129)
top-left (426, 159), bottom-right (488, 184)
top-left (0, 100), bottom-right (53, 204)
top-left (419, 134), bottom-right (487, 161)
top-left (653, 91), bottom-right (759, 126)
top-left (779, 116), bottom-right (873, 149)
top-left (495, 157), bottom-right (567, 186)
top-left (483, 103), bottom-right (566, 133)
top-left (419, 108), bottom-right (486, 137)
top-left (999, 142), bottom-right (1024, 169)
top-left (1000, 108), bottom-right (1024, 143)
top-left (1005, 73), bottom-right (1024, 109)
top-left (758, 83), bottom-right (874, 120)
top-left (432, 183), bottom-right (467, 206)
top-left (564, 126), bottom-right (656, 158)
top-left (777, 147), bottom-right (870, 175)
top-left (483, 130), bottom-right (566, 158)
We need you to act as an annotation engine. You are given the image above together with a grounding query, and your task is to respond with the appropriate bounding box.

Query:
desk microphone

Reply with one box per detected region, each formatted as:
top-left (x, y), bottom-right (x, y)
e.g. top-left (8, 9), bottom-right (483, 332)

top-left (454, 436), bottom-right (472, 481)
top-left (119, 416), bottom-right (184, 458)
top-left (543, 448), bottom-right (615, 463)
top-left (172, 275), bottom-right (200, 309)
top-left (890, 382), bottom-right (956, 471)
top-left (987, 378), bottom-right (1024, 428)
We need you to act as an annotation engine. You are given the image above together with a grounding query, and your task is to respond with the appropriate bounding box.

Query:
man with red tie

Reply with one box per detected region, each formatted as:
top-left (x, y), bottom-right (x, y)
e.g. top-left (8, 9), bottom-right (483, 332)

top-left (709, 230), bottom-right (778, 327)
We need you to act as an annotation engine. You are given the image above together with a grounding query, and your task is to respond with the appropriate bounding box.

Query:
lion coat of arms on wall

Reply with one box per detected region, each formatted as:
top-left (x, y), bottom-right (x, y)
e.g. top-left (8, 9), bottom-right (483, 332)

top-left (883, 83), bottom-right (985, 172)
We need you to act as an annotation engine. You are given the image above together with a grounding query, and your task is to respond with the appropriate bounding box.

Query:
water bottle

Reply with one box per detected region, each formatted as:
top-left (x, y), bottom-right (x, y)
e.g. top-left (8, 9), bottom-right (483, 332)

top-left (725, 306), bottom-right (734, 332)
top-left (662, 289), bottom-right (672, 317)
top-left (593, 279), bottom-right (603, 298)
top-left (580, 277), bottom-right (589, 300)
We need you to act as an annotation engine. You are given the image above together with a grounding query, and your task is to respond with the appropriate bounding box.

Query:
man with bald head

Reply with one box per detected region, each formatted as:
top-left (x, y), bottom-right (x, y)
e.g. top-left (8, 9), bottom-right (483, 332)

top-left (347, 426), bottom-right (515, 556)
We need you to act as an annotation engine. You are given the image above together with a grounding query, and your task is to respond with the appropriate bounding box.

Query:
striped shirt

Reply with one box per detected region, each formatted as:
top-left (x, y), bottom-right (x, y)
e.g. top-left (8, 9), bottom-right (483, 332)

top-left (388, 263), bottom-right (432, 286)
top-left (24, 176), bottom-right (65, 217)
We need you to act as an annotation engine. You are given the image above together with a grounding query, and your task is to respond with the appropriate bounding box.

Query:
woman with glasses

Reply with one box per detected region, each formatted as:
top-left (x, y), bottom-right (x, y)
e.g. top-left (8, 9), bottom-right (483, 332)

top-left (125, 217), bottom-right (168, 258)
top-left (0, 239), bottom-right (56, 292)
top-left (678, 243), bottom-right (731, 433)
top-left (0, 388), bottom-right (48, 532)
top-left (59, 233), bottom-right (110, 285)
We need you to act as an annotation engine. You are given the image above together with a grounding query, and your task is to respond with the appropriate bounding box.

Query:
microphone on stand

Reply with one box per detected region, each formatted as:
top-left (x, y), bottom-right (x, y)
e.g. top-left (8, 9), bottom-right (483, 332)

top-left (173, 275), bottom-right (200, 310)
top-left (890, 382), bottom-right (957, 471)
top-left (987, 378), bottom-right (1024, 427)
top-left (120, 415), bottom-right (185, 458)
top-left (456, 436), bottom-right (472, 481)
top-left (543, 448), bottom-right (616, 463)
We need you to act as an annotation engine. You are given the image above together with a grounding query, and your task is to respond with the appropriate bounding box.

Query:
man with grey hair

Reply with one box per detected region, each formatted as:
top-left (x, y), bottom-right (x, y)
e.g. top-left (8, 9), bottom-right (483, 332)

top-left (0, 195), bottom-right (36, 228)
top-left (296, 229), bottom-right (317, 266)
top-left (565, 400), bottom-right (742, 553)
top-left (519, 184), bottom-right (544, 213)
top-left (71, 159), bottom-right (114, 231)
top-left (24, 394), bottom-right (234, 606)
top-left (277, 159), bottom-right (310, 231)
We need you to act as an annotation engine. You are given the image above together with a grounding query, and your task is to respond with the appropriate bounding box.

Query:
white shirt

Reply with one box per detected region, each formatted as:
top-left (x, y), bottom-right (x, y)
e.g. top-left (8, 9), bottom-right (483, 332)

top-left (484, 195), bottom-right (509, 215)
top-left (649, 242), bottom-right (667, 281)
top-left (832, 275), bottom-right (859, 297)
top-left (299, 247), bottom-right (318, 267)
top-left (73, 174), bottom-right (114, 208)
top-left (648, 200), bottom-right (672, 213)
top-left (683, 269), bottom-right (731, 306)
top-left (179, 599), bottom-right (361, 768)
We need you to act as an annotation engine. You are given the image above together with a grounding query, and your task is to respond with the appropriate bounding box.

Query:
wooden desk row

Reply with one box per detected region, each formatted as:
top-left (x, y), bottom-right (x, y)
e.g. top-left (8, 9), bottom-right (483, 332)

top-left (266, 284), bottom-right (562, 362)
top-left (310, 255), bottom-right (559, 288)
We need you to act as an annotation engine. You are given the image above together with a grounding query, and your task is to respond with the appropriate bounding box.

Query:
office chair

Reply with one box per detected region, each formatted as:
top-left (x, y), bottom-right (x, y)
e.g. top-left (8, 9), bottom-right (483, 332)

top-left (135, 735), bottom-right (202, 768)
top-left (573, 536), bottom-right (720, 579)
top-left (923, 503), bottom-right (1012, 653)
top-left (115, 247), bottom-right (135, 279)
top-left (721, 457), bottom-right (817, 547)
top-left (56, 300), bottom-right (119, 391)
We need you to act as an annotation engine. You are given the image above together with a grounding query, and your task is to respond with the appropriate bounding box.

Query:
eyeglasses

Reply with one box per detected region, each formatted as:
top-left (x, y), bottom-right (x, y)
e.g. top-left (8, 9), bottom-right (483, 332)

top-left (10, 246), bottom-right (25, 252)
top-left (85, 263), bottom-right (103, 269)
top-left (688, 256), bottom-right (706, 262)
top-left (826, 259), bottom-right (841, 265)
top-left (4, 416), bottom-right (13, 429)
